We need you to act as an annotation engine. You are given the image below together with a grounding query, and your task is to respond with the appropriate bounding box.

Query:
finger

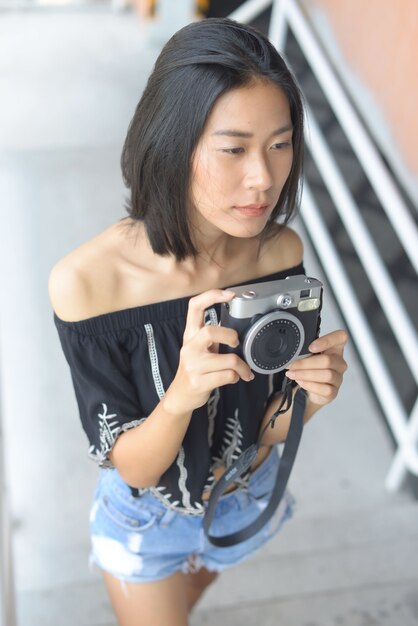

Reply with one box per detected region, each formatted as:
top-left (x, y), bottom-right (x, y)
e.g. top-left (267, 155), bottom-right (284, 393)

top-left (207, 352), bottom-right (254, 382)
top-left (185, 351), bottom-right (254, 382)
top-left (288, 353), bottom-right (348, 374)
top-left (200, 369), bottom-right (242, 390)
top-left (295, 380), bottom-right (337, 402)
top-left (308, 330), bottom-right (349, 354)
top-left (184, 289), bottom-right (235, 341)
top-left (286, 367), bottom-right (343, 387)
top-left (194, 324), bottom-right (239, 351)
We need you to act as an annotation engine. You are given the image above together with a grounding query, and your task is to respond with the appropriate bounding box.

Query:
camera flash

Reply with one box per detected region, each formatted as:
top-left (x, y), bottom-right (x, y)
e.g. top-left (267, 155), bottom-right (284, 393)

top-left (298, 298), bottom-right (320, 312)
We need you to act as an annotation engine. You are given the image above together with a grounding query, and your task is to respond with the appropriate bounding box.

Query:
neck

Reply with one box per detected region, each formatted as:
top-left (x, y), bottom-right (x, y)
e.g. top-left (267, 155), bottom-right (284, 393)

top-left (189, 217), bottom-right (236, 270)
top-left (118, 217), bottom-right (260, 279)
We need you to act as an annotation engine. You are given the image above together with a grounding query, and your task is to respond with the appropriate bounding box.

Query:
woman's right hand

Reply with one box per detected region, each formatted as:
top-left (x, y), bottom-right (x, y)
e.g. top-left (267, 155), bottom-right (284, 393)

top-left (163, 289), bottom-right (255, 416)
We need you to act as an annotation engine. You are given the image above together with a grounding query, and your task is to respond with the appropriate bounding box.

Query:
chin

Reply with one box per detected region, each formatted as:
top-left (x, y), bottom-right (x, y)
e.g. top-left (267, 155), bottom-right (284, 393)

top-left (227, 222), bottom-right (269, 239)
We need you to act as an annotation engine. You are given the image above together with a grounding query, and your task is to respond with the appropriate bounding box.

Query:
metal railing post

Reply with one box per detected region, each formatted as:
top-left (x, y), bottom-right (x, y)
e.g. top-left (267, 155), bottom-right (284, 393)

top-left (228, 0), bottom-right (272, 23)
top-left (268, 0), bottom-right (288, 52)
top-left (0, 351), bottom-right (17, 626)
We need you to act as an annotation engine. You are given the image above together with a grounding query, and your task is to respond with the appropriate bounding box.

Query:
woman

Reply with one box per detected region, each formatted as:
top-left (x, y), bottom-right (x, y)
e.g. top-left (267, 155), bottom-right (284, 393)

top-left (49, 18), bottom-right (348, 626)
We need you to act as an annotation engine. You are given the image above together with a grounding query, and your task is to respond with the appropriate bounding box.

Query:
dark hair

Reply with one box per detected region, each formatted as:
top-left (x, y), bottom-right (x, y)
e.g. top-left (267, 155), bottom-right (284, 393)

top-left (121, 18), bottom-right (304, 261)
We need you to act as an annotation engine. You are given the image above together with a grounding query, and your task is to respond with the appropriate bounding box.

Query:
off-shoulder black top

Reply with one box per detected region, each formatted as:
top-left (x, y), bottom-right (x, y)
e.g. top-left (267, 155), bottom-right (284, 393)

top-left (54, 262), bottom-right (304, 516)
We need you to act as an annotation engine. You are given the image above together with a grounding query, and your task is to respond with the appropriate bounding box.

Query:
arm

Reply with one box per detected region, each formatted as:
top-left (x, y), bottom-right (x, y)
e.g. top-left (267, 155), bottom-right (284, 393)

top-left (49, 261), bottom-right (253, 489)
top-left (107, 398), bottom-right (193, 488)
top-left (260, 329), bottom-right (348, 446)
top-left (111, 289), bottom-right (254, 488)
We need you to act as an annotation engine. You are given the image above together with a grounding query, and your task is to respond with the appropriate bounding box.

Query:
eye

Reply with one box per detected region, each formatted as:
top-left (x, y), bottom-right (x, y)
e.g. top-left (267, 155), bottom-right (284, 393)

top-left (271, 141), bottom-right (291, 150)
top-left (220, 147), bottom-right (245, 155)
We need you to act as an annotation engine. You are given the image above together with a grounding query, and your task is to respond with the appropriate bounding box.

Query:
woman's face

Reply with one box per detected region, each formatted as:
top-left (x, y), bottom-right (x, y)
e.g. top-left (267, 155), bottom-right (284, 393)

top-left (189, 79), bottom-right (294, 241)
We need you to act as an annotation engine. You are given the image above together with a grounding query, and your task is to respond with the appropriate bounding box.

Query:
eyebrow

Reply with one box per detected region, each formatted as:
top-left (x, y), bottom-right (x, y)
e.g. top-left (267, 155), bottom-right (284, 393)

top-left (211, 125), bottom-right (293, 138)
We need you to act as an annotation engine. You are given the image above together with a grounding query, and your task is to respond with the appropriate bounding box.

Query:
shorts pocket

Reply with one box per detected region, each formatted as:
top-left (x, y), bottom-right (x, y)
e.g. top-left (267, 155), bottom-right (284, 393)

top-left (99, 494), bottom-right (159, 533)
top-left (249, 474), bottom-right (275, 500)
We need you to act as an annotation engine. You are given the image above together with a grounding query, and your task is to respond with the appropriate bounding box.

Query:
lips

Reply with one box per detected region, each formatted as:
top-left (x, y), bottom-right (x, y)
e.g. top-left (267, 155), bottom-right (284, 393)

top-left (233, 203), bottom-right (269, 217)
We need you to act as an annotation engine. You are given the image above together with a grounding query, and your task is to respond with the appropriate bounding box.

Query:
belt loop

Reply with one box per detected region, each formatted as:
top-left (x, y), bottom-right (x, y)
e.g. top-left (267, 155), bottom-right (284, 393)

top-left (160, 508), bottom-right (176, 528)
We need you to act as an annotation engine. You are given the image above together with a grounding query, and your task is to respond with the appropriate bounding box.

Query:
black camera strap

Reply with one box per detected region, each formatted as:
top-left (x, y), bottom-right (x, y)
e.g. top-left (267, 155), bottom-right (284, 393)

top-left (203, 382), bottom-right (307, 547)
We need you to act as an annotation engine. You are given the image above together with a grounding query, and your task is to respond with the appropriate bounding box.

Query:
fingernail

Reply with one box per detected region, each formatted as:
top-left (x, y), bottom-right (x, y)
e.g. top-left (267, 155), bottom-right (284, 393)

top-left (309, 341), bottom-right (320, 351)
top-left (222, 290), bottom-right (235, 297)
top-left (286, 370), bottom-right (296, 379)
top-left (248, 372), bottom-right (255, 381)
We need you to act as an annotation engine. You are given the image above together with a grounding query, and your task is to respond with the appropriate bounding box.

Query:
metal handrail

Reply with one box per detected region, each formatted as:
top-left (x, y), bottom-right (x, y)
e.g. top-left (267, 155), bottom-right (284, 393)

top-left (387, 398), bottom-right (418, 488)
top-left (231, 0), bottom-right (418, 490)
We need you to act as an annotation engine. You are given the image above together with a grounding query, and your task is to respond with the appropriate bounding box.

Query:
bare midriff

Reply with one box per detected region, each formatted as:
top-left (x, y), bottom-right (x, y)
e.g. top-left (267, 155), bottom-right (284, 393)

top-left (201, 444), bottom-right (271, 501)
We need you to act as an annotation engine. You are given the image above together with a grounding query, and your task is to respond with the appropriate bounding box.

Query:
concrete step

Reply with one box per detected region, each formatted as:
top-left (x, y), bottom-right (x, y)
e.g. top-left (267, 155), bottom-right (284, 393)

top-left (191, 580), bottom-right (418, 626)
top-left (256, 498), bottom-right (418, 558)
top-left (16, 500), bottom-right (418, 626)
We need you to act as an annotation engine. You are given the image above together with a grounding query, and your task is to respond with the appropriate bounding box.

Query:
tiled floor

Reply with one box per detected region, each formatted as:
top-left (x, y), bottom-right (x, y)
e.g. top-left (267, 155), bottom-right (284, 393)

top-left (1, 9), bottom-right (417, 626)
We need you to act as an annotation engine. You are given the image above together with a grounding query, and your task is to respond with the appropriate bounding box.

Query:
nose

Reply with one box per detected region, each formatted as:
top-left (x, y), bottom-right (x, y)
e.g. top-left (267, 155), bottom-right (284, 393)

top-left (244, 153), bottom-right (274, 191)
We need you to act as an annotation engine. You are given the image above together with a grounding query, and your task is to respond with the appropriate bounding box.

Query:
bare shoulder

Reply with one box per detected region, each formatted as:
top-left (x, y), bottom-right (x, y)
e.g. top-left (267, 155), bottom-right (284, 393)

top-left (48, 225), bottom-right (120, 322)
top-left (49, 247), bottom-right (94, 323)
top-left (276, 225), bottom-right (304, 266)
top-left (258, 224), bottom-right (304, 274)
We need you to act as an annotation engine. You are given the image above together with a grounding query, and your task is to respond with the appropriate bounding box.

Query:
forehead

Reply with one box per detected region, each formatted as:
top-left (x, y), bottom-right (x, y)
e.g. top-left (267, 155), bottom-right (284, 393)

top-left (203, 80), bottom-right (291, 133)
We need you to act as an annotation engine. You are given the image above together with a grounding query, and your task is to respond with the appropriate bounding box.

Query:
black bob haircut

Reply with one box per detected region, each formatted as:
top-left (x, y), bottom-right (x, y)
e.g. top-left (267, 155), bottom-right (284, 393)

top-left (121, 17), bottom-right (304, 261)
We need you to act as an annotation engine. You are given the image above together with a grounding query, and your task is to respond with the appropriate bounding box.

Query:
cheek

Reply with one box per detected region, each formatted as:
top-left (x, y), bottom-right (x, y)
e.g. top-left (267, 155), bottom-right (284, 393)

top-left (192, 157), bottom-right (233, 204)
top-left (287, 146), bottom-right (295, 173)
top-left (276, 151), bottom-right (294, 188)
top-left (190, 157), bottom-right (209, 204)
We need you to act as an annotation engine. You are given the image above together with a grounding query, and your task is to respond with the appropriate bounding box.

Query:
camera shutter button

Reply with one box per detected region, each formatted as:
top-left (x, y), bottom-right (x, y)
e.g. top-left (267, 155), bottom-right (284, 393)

top-left (277, 293), bottom-right (293, 308)
top-left (242, 290), bottom-right (256, 299)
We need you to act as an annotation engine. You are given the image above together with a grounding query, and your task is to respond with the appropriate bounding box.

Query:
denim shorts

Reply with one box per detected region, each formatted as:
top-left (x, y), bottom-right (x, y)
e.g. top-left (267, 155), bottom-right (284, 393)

top-left (89, 446), bottom-right (294, 583)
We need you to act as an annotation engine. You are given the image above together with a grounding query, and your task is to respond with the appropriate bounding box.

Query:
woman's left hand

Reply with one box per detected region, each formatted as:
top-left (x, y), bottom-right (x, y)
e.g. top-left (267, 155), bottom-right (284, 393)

top-left (285, 329), bottom-right (349, 410)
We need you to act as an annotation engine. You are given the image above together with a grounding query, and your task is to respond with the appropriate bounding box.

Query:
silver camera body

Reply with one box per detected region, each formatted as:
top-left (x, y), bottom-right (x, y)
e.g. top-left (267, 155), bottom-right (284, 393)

top-left (220, 274), bottom-right (323, 374)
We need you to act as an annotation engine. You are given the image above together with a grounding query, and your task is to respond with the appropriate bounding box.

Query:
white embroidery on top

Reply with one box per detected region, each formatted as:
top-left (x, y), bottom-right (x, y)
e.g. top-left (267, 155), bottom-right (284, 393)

top-left (213, 408), bottom-right (243, 469)
top-left (204, 307), bottom-right (218, 327)
top-left (144, 323), bottom-right (165, 400)
top-left (143, 322), bottom-right (202, 515)
top-left (92, 403), bottom-right (119, 459)
top-left (207, 387), bottom-right (220, 448)
top-left (205, 308), bottom-right (219, 448)
top-left (88, 410), bottom-right (146, 467)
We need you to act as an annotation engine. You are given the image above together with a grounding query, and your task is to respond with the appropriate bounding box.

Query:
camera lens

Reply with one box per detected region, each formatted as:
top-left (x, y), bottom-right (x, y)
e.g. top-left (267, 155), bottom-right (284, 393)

top-left (243, 312), bottom-right (305, 374)
top-left (252, 319), bottom-right (300, 369)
